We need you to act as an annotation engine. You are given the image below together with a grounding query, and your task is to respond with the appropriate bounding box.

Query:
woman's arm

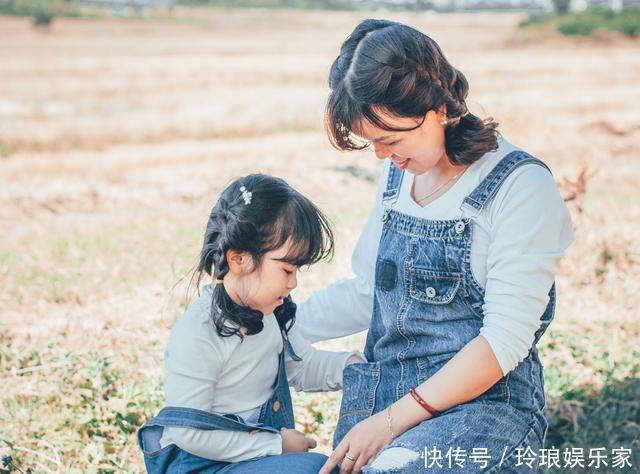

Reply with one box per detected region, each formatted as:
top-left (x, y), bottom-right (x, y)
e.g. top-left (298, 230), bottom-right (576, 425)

top-left (478, 165), bottom-right (573, 375)
top-left (285, 324), bottom-right (366, 392)
top-left (319, 336), bottom-right (503, 473)
top-left (387, 335), bottom-right (502, 431)
top-left (294, 275), bottom-right (374, 343)
top-left (296, 162), bottom-right (389, 343)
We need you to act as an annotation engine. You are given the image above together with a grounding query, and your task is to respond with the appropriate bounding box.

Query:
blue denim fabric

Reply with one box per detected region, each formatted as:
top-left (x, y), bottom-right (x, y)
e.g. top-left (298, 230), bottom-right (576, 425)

top-left (334, 151), bottom-right (556, 473)
top-left (138, 322), bottom-right (329, 473)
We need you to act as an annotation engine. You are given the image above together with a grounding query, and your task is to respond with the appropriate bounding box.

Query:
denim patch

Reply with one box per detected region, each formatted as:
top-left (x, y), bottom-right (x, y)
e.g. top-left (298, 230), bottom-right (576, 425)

top-left (376, 258), bottom-right (397, 291)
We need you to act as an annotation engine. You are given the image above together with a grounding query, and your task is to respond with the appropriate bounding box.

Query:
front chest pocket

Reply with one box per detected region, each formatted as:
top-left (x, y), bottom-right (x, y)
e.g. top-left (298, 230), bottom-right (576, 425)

top-left (409, 268), bottom-right (462, 305)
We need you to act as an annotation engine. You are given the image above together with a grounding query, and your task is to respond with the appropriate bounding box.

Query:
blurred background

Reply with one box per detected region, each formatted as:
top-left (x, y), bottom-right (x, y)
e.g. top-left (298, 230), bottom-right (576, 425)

top-left (0, 1), bottom-right (638, 472)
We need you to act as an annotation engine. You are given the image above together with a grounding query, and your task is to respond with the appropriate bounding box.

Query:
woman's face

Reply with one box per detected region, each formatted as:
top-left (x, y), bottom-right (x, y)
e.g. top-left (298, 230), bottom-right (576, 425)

top-left (353, 108), bottom-right (447, 176)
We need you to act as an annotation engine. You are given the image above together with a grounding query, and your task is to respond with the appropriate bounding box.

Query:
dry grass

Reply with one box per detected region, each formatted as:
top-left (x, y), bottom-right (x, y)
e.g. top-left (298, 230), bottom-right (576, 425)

top-left (0, 7), bottom-right (638, 473)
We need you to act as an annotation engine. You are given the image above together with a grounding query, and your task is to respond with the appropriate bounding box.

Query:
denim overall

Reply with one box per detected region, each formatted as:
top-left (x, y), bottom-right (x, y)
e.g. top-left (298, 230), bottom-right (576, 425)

top-left (335, 151), bottom-right (556, 473)
top-left (138, 319), bottom-right (328, 473)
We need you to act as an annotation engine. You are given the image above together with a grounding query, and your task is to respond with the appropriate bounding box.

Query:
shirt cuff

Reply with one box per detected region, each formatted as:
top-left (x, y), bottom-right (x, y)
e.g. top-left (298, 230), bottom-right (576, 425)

top-left (260, 431), bottom-right (283, 456)
top-left (343, 350), bottom-right (367, 367)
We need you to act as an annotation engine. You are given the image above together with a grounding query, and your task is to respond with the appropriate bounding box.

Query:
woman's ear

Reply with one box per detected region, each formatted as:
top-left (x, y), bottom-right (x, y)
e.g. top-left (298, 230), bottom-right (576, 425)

top-left (227, 250), bottom-right (250, 275)
top-left (436, 105), bottom-right (448, 123)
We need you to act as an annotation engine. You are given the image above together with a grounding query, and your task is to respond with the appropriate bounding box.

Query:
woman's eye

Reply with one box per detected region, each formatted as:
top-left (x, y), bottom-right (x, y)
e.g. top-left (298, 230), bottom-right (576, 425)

top-left (283, 269), bottom-right (293, 275)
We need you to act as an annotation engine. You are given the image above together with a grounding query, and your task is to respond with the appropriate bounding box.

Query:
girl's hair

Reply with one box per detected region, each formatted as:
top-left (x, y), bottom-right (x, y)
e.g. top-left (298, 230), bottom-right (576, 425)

top-left (326, 19), bottom-right (499, 166)
top-left (194, 174), bottom-right (334, 340)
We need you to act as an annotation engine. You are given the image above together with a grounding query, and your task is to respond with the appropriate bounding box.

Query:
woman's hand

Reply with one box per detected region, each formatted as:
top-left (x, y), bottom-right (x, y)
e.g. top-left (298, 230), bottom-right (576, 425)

top-left (280, 428), bottom-right (317, 453)
top-left (319, 410), bottom-right (393, 474)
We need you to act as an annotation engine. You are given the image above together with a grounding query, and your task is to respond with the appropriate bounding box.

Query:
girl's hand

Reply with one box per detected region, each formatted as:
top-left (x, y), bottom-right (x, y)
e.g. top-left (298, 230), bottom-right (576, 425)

top-left (280, 428), bottom-right (317, 453)
top-left (319, 411), bottom-right (393, 474)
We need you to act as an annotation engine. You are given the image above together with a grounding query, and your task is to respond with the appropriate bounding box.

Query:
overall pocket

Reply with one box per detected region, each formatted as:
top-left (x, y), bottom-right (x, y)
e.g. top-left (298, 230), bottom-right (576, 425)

top-left (333, 361), bottom-right (381, 448)
top-left (408, 268), bottom-right (465, 325)
top-left (409, 268), bottom-right (462, 305)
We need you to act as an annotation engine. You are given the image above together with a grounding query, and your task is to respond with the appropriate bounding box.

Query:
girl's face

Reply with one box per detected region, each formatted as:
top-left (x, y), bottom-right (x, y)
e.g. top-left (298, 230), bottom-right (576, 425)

top-left (353, 108), bottom-right (447, 176)
top-left (229, 243), bottom-right (299, 316)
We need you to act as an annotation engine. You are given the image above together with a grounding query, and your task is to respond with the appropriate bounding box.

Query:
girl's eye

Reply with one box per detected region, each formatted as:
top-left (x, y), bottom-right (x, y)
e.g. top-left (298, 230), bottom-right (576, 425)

top-left (283, 269), bottom-right (293, 275)
top-left (386, 141), bottom-right (399, 146)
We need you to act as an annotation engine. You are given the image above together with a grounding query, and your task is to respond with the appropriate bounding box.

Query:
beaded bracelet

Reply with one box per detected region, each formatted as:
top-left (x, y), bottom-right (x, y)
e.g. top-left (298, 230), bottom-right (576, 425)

top-left (409, 387), bottom-right (441, 417)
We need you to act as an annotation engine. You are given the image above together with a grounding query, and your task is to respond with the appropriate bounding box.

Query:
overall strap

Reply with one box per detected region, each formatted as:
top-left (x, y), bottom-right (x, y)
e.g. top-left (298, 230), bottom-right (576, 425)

top-left (461, 150), bottom-right (551, 216)
top-left (137, 406), bottom-right (279, 458)
top-left (381, 163), bottom-right (404, 222)
top-left (143, 406), bottom-right (279, 434)
top-left (274, 313), bottom-right (302, 362)
top-left (281, 332), bottom-right (302, 362)
top-left (382, 163), bottom-right (404, 206)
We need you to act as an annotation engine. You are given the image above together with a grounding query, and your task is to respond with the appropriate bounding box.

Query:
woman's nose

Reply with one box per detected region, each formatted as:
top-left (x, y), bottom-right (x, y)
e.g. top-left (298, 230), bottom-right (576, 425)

top-left (373, 143), bottom-right (389, 160)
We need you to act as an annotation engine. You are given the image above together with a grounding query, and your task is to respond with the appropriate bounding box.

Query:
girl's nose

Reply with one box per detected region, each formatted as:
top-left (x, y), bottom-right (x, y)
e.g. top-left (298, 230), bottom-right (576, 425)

top-left (288, 272), bottom-right (298, 290)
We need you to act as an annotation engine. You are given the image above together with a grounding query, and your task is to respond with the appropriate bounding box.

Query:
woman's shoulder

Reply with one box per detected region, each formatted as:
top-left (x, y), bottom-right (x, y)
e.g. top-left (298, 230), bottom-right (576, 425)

top-left (469, 136), bottom-right (523, 180)
top-left (483, 153), bottom-right (570, 233)
top-left (471, 138), bottom-right (557, 197)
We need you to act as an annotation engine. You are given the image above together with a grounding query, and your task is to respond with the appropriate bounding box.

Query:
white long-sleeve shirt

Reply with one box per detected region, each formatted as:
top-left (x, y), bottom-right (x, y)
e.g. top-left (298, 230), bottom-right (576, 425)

top-left (159, 284), bottom-right (363, 462)
top-left (297, 137), bottom-right (574, 376)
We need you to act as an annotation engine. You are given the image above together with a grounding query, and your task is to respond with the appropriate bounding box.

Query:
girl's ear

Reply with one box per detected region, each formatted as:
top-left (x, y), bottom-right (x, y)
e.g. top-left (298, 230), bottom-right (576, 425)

top-left (227, 250), bottom-right (252, 275)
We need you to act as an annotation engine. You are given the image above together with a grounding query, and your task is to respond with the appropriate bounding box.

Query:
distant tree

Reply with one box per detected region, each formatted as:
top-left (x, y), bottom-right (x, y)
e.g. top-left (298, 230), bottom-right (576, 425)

top-left (316, 0), bottom-right (358, 10)
top-left (33, 1), bottom-right (56, 28)
top-left (399, 0), bottom-right (434, 10)
top-left (414, 0), bottom-right (434, 10)
top-left (552, 0), bottom-right (571, 14)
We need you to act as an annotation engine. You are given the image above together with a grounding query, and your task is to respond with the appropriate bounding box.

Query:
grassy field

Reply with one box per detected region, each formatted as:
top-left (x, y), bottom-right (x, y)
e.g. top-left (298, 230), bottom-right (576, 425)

top-left (0, 7), bottom-right (638, 473)
top-left (520, 7), bottom-right (640, 38)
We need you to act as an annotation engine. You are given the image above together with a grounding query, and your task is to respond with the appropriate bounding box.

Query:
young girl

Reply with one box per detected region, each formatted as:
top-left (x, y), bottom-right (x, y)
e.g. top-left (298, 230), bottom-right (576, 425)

top-left (138, 174), bottom-right (362, 473)
top-left (294, 20), bottom-right (574, 473)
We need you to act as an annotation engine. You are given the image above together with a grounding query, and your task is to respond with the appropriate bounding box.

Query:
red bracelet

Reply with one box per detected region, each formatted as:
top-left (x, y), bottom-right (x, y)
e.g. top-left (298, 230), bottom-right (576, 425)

top-left (409, 387), bottom-right (441, 417)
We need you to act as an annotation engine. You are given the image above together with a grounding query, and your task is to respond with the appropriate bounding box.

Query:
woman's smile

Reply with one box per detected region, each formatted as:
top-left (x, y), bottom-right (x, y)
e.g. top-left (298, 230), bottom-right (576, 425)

top-left (391, 157), bottom-right (410, 170)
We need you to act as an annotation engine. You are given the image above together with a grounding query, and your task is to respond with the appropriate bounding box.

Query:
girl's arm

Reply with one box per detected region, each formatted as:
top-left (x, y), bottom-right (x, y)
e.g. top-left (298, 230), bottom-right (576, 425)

top-left (165, 426), bottom-right (282, 463)
top-left (296, 162), bottom-right (388, 343)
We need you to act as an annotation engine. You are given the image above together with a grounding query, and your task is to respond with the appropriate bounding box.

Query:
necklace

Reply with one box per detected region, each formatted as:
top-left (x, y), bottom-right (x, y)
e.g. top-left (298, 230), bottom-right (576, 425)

top-left (414, 167), bottom-right (467, 205)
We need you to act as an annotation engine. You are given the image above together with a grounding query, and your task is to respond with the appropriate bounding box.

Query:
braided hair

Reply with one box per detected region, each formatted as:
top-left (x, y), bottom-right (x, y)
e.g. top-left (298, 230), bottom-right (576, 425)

top-left (326, 19), bottom-right (499, 166)
top-left (194, 174), bottom-right (334, 340)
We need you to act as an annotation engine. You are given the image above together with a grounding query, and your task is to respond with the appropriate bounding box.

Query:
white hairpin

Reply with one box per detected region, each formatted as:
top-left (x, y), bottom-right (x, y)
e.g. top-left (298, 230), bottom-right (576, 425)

top-left (240, 186), bottom-right (252, 205)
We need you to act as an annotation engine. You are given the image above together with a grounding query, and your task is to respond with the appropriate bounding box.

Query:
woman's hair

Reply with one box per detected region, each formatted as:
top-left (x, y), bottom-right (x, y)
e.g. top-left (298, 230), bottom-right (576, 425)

top-left (326, 19), bottom-right (499, 166)
top-left (194, 174), bottom-right (334, 340)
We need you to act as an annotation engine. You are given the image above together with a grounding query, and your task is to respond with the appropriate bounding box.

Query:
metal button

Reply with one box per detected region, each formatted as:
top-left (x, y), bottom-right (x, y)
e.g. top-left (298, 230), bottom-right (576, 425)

top-left (382, 209), bottom-right (390, 223)
top-left (455, 221), bottom-right (466, 234)
top-left (426, 287), bottom-right (437, 298)
top-left (273, 400), bottom-right (281, 412)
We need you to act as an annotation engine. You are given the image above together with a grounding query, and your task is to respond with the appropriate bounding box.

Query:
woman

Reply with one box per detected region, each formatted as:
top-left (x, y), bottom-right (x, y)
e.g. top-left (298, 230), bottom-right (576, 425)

top-left (296, 19), bottom-right (573, 473)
